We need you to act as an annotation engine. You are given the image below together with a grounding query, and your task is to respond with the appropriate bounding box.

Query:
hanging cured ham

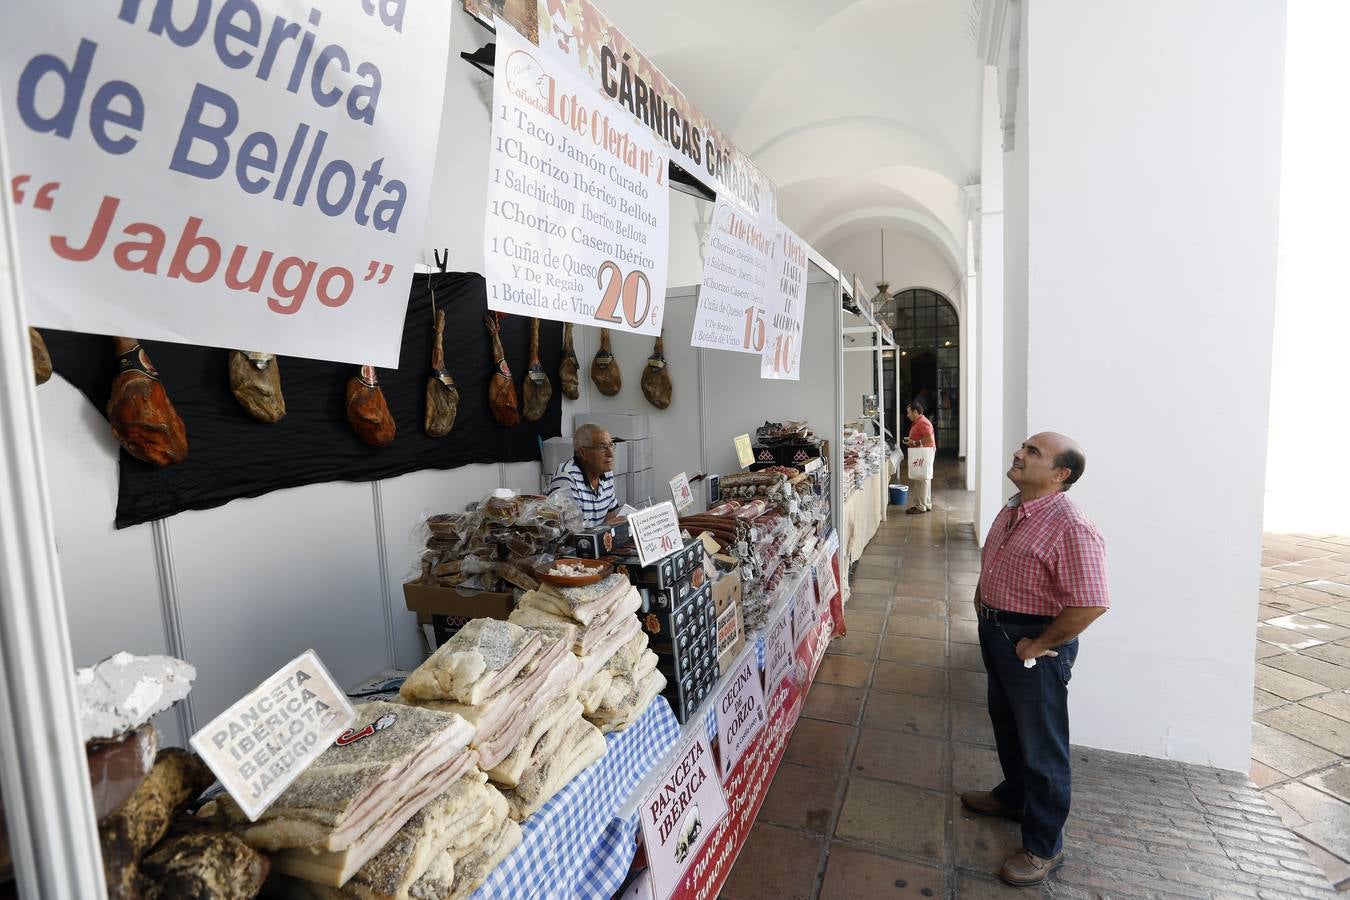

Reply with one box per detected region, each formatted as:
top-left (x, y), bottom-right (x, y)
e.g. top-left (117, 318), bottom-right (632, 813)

top-left (590, 328), bottom-right (621, 397)
top-left (558, 323), bottom-right (580, 400)
top-left (227, 351), bottom-right (285, 423)
top-left (484, 314), bottom-right (521, 427)
top-left (640, 333), bottom-right (672, 409)
top-left (30, 328), bottom-right (52, 385)
top-left (424, 309), bottom-right (460, 437)
top-left (522, 318), bottom-right (553, 422)
top-left (346, 365), bottom-right (396, 447)
top-left (107, 338), bottom-right (188, 466)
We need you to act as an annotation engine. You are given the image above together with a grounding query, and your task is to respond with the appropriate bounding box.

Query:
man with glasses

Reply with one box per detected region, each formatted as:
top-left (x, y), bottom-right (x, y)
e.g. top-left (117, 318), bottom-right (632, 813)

top-left (549, 423), bottom-right (619, 528)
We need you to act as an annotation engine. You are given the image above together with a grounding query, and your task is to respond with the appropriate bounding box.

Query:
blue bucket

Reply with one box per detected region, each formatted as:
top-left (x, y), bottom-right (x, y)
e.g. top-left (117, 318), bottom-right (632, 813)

top-left (889, 484), bottom-right (909, 506)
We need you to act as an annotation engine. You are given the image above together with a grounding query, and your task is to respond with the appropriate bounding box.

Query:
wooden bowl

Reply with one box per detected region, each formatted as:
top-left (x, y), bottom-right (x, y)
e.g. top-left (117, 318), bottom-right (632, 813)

top-left (534, 557), bottom-right (613, 587)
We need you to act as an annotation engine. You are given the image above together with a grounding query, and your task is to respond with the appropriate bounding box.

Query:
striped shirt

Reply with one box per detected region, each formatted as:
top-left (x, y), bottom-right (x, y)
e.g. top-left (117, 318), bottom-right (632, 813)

top-left (979, 491), bottom-right (1110, 616)
top-left (549, 458), bottom-right (615, 529)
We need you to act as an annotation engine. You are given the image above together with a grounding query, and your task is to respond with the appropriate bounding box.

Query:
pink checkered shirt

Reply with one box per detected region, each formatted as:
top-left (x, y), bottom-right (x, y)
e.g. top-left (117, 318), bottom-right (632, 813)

top-left (979, 491), bottom-right (1110, 616)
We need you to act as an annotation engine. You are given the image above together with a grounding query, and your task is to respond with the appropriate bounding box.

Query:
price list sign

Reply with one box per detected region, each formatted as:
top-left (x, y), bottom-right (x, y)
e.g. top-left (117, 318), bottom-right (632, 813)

top-left (484, 23), bottom-right (669, 335)
top-left (692, 195), bottom-right (775, 353)
top-left (760, 224), bottom-right (809, 380)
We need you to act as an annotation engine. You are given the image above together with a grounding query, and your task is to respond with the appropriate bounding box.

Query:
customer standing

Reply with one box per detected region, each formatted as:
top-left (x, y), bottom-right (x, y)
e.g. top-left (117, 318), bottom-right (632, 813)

top-left (961, 432), bottom-right (1109, 886)
top-left (902, 400), bottom-right (936, 514)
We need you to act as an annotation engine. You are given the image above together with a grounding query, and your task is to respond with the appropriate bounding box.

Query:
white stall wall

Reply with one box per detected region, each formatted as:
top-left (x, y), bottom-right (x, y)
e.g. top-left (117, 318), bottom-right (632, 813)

top-left (1018, 0), bottom-right (1285, 771)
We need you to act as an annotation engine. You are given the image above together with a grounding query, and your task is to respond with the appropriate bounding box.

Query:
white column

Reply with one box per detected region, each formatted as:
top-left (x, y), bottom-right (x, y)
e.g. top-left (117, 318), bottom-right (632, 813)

top-left (1023, 0), bottom-right (1285, 771)
top-left (961, 214), bottom-right (977, 491)
top-left (975, 66), bottom-right (1006, 543)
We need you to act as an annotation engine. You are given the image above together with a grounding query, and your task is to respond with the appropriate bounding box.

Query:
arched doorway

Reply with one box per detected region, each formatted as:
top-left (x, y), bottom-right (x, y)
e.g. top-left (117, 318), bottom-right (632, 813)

top-left (892, 288), bottom-right (959, 457)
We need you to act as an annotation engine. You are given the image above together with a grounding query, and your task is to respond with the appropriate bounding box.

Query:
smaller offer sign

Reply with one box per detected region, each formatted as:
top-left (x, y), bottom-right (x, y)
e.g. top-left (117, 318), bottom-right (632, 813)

top-left (640, 732), bottom-right (729, 900)
top-left (669, 472), bottom-right (694, 514)
top-left (813, 549), bottom-right (840, 612)
top-left (629, 501), bottom-right (683, 566)
top-left (734, 434), bottom-right (754, 469)
top-left (793, 580), bottom-right (819, 650)
top-left (191, 651), bottom-right (355, 821)
top-left (715, 646), bottom-right (768, 779)
top-left (762, 604), bottom-right (794, 696)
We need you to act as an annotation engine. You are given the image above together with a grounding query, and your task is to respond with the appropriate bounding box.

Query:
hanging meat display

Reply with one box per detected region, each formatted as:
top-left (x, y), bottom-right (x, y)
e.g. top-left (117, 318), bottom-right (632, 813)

top-left (345, 365), bottom-right (396, 447)
top-left (590, 328), bottom-right (621, 396)
top-left (30, 327), bottom-right (52, 385)
top-left (485, 313), bottom-right (521, 427)
top-left (558, 322), bottom-right (580, 400)
top-left (227, 351), bottom-right (285, 423)
top-left (424, 309), bottom-right (460, 437)
top-left (522, 318), bottom-right (553, 422)
top-left (107, 338), bottom-right (189, 466)
top-left (640, 333), bottom-right (672, 409)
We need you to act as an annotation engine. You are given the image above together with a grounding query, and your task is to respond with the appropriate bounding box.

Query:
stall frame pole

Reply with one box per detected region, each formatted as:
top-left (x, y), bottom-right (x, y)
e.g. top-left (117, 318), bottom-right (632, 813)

top-left (0, 119), bottom-right (108, 897)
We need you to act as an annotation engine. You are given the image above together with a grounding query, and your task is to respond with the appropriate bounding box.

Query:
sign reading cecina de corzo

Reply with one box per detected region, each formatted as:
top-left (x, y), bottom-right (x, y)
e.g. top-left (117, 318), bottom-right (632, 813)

top-left (714, 646), bottom-right (767, 779)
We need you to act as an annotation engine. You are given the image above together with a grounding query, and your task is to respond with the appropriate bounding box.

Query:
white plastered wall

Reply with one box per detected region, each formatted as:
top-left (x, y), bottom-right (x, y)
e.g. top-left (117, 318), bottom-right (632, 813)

top-left (1013, 0), bottom-right (1285, 771)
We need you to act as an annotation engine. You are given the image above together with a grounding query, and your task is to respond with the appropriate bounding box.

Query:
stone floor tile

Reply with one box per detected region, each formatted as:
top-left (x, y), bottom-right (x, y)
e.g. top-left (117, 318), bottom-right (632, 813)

top-left (815, 654), bottom-right (874, 689)
top-left (1251, 722), bottom-right (1340, 777)
top-left (851, 577), bottom-right (898, 596)
top-left (803, 682), bottom-right (868, 726)
top-left (843, 609), bottom-right (885, 634)
top-left (757, 762), bottom-right (841, 834)
top-left (1264, 568), bottom-right (1316, 585)
top-left (1304, 642), bottom-right (1350, 668)
top-left (879, 635), bottom-right (946, 667)
top-left (953, 797), bottom-right (1022, 873)
top-left (1276, 784), bottom-right (1350, 859)
top-left (1266, 614), bottom-right (1350, 642)
top-left (855, 562), bottom-right (900, 581)
top-left (1305, 580), bottom-right (1350, 600)
top-left (950, 570), bottom-right (981, 587)
top-left (1302, 690), bottom-right (1350, 723)
top-left (949, 600), bottom-right (978, 622)
top-left (846, 592), bottom-right (891, 613)
top-left (1297, 838), bottom-right (1350, 891)
top-left (869, 531), bottom-right (906, 547)
top-left (886, 613), bottom-right (946, 641)
top-left (950, 617), bottom-right (980, 645)
top-left (950, 669), bottom-right (988, 704)
top-left (1275, 584), bottom-right (1350, 608)
top-left (1262, 653), bottom-right (1350, 690)
top-left (897, 563), bottom-right (947, 580)
top-left (719, 822), bottom-right (824, 900)
top-left (895, 581), bottom-right (948, 601)
top-left (1257, 624), bottom-right (1329, 653)
top-left (952, 701), bottom-right (995, 747)
top-left (818, 845), bottom-right (946, 900)
top-left (835, 776), bottom-right (946, 861)
top-left (1256, 663), bottom-right (1331, 701)
top-left (892, 597), bottom-right (948, 619)
top-left (953, 742), bottom-right (1005, 791)
top-left (952, 872), bottom-right (1055, 899)
top-left (1257, 704), bottom-right (1350, 755)
top-left (863, 690), bottom-right (946, 738)
top-left (826, 629), bottom-right (881, 658)
top-left (1250, 759), bottom-right (1287, 788)
top-left (1301, 605), bottom-right (1350, 628)
top-left (1260, 603), bottom-right (1291, 621)
top-left (872, 661), bottom-right (947, 698)
top-left (1254, 688), bottom-right (1288, 713)
top-left (784, 718), bottom-right (854, 771)
top-left (1305, 762), bottom-right (1350, 805)
top-left (950, 641), bottom-right (985, 673)
top-left (852, 728), bottom-right (947, 791)
top-left (1255, 641), bottom-right (1287, 660)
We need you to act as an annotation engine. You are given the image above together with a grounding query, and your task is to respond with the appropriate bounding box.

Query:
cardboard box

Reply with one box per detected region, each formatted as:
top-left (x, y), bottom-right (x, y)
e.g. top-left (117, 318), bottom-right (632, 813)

top-left (711, 565), bottom-right (742, 618)
top-left (581, 412), bottom-right (651, 440)
top-left (404, 582), bottom-right (513, 646)
top-left (715, 602), bottom-right (746, 670)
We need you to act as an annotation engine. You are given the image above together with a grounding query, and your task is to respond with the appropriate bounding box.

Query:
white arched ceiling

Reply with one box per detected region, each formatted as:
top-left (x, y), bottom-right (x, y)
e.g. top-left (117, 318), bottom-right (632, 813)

top-left (597, 0), bottom-right (986, 276)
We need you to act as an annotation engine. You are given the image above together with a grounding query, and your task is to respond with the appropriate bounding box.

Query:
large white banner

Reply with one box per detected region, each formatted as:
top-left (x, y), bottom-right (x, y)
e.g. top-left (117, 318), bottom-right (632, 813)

top-left (760, 224), bottom-right (809, 380)
top-left (484, 23), bottom-right (669, 336)
top-left (691, 196), bottom-right (775, 353)
top-left (0, 1), bottom-right (452, 367)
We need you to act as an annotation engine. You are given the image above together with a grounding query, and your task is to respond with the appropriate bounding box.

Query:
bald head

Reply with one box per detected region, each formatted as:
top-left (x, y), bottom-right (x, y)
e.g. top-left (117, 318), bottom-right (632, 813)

top-left (1009, 432), bottom-right (1087, 497)
top-left (1034, 432), bottom-right (1086, 491)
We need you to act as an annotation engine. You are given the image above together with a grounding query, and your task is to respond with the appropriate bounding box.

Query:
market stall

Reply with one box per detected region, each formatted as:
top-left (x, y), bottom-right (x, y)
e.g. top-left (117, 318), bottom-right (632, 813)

top-left (839, 281), bottom-right (897, 568)
top-left (0, 0), bottom-right (853, 897)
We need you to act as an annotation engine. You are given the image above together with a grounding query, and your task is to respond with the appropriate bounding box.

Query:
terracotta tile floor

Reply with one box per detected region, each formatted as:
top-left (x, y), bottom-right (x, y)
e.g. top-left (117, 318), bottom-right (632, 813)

top-left (1254, 533), bottom-right (1350, 890)
top-left (721, 462), bottom-right (1336, 898)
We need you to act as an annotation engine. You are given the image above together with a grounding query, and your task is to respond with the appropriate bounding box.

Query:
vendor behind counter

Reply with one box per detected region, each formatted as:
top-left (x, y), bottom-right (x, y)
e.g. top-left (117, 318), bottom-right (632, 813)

top-left (549, 423), bottom-right (618, 529)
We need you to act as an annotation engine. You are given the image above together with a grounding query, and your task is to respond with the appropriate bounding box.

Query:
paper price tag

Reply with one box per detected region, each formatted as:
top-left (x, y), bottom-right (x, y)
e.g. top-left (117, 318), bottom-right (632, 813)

top-left (792, 579), bottom-right (818, 650)
top-left (190, 650), bottom-right (355, 821)
top-left (628, 500), bottom-right (683, 566)
top-left (813, 549), bottom-right (839, 611)
top-left (669, 472), bottom-right (694, 513)
top-left (734, 434), bottom-right (754, 469)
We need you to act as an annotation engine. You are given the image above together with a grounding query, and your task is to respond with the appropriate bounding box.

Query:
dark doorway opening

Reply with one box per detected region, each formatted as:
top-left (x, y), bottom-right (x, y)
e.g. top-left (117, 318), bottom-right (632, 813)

top-left (893, 288), bottom-right (959, 458)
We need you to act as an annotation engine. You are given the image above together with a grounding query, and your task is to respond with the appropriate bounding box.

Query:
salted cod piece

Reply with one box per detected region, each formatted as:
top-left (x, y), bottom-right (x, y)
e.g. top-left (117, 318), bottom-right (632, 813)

top-left (210, 703), bottom-right (473, 864)
top-left (486, 692), bottom-right (582, 789)
top-left (525, 574), bottom-right (631, 626)
top-left (502, 718), bottom-right (607, 820)
top-left (400, 619), bottom-right (543, 705)
top-left (591, 669), bottom-right (666, 734)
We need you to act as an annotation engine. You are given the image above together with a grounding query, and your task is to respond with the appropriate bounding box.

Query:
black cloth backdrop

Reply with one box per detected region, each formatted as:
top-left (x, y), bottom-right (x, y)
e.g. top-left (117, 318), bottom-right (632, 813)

top-left (40, 272), bottom-right (564, 528)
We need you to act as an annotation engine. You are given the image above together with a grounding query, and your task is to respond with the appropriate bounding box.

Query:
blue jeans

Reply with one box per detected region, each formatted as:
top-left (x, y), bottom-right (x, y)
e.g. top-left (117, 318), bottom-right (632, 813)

top-left (977, 616), bottom-right (1079, 858)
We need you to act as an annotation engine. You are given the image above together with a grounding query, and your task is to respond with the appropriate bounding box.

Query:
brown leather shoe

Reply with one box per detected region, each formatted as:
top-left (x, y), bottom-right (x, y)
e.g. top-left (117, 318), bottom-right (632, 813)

top-left (959, 791), bottom-right (1023, 822)
top-left (999, 848), bottom-right (1065, 886)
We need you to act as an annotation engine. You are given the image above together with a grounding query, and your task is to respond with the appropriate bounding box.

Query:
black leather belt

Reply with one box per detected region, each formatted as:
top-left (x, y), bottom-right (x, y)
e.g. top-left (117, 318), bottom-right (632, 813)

top-left (977, 602), bottom-right (1053, 626)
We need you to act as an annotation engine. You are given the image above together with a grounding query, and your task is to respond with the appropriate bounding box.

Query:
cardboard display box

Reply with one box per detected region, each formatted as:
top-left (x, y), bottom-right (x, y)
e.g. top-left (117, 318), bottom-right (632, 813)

top-left (404, 582), bottom-right (513, 647)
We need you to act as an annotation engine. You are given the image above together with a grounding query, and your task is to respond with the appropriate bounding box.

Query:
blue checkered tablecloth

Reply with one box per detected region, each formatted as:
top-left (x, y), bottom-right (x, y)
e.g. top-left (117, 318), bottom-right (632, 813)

top-left (473, 696), bottom-right (682, 899)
